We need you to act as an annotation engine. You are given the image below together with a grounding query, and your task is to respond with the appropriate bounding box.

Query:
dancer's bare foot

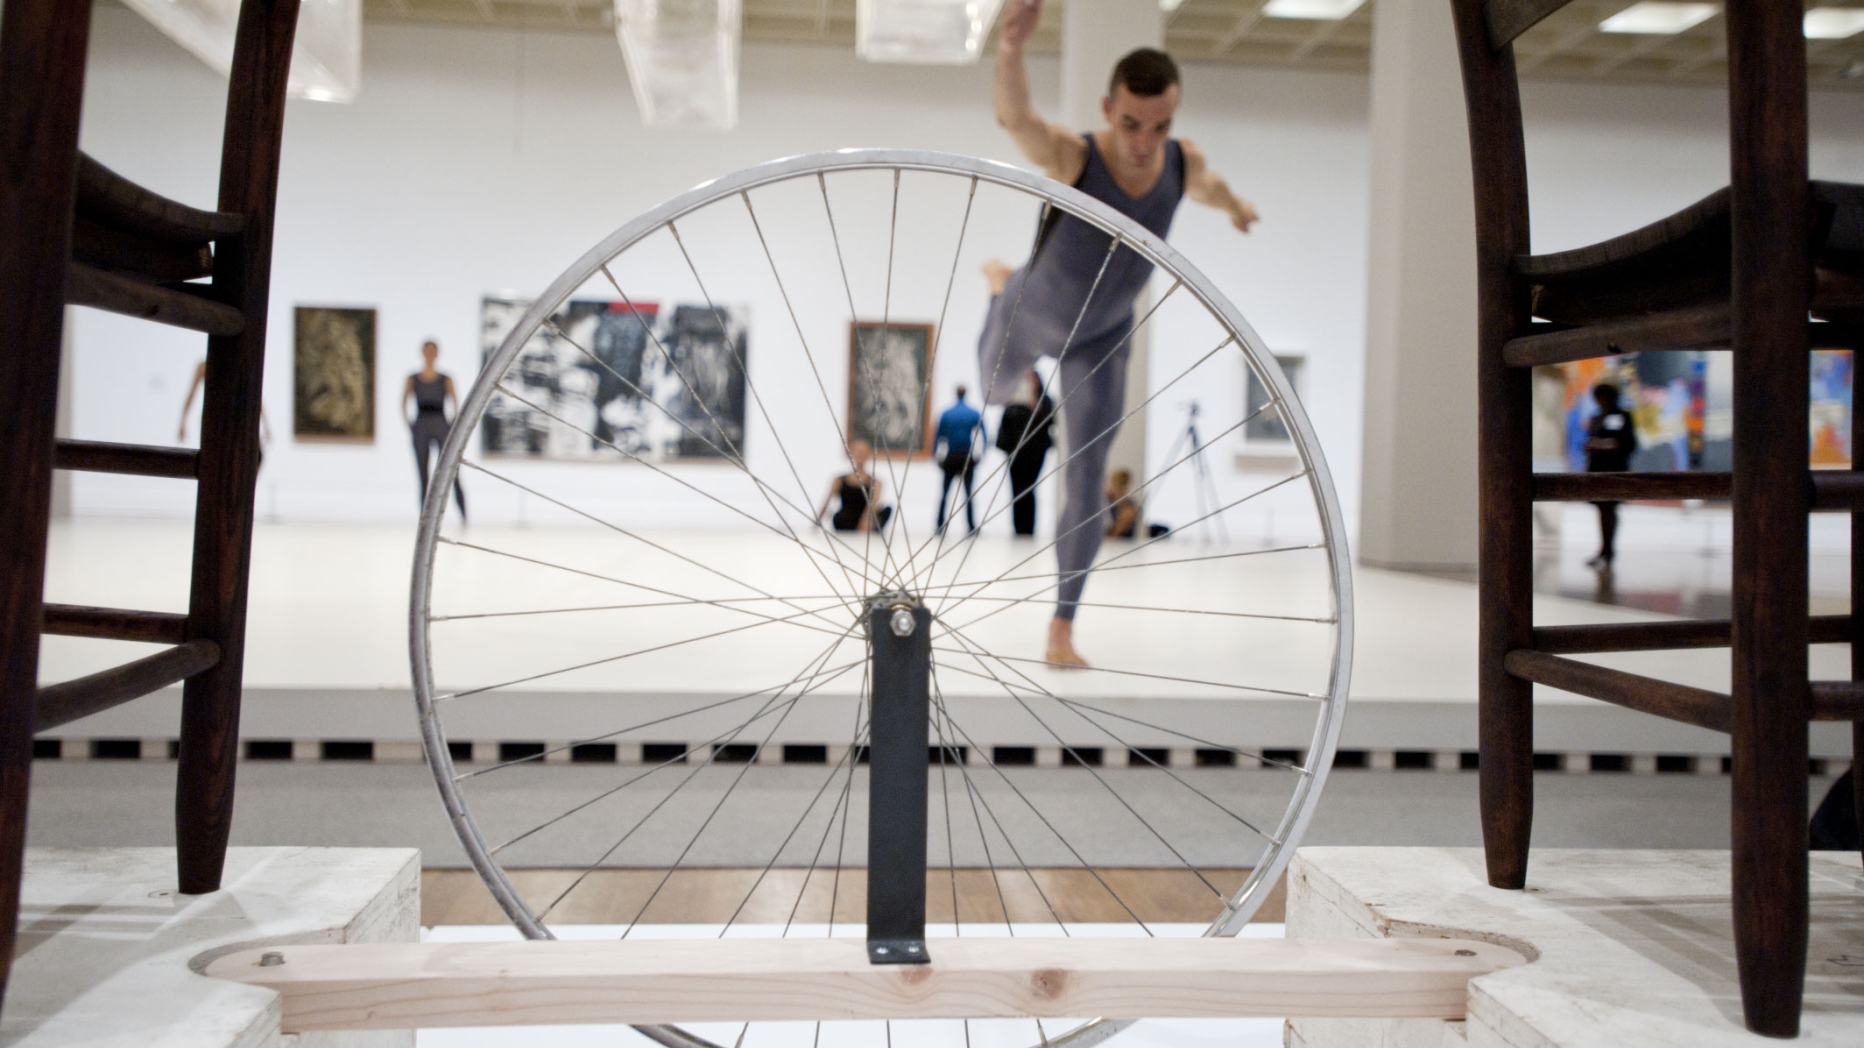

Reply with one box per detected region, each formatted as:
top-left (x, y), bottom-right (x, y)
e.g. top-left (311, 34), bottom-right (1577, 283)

top-left (982, 258), bottom-right (1012, 297)
top-left (1046, 617), bottom-right (1088, 669)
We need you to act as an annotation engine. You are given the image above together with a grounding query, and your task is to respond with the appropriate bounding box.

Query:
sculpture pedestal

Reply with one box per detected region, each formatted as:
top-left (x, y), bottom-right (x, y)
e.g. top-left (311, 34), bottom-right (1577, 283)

top-left (1284, 847), bottom-right (1864, 1047)
top-left (3, 846), bottom-right (419, 1047)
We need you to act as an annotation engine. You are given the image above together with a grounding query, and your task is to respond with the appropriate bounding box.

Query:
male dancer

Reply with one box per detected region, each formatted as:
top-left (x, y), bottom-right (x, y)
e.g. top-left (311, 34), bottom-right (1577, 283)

top-left (982, 0), bottom-right (1258, 667)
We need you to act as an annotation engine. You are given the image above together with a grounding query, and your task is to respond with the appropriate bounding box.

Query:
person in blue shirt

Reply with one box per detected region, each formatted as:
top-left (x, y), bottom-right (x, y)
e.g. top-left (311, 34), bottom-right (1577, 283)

top-left (933, 385), bottom-right (985, 536)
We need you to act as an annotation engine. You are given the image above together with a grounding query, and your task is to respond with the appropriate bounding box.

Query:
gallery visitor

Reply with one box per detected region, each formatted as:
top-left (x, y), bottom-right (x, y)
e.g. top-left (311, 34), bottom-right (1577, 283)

top-left (819, 439), bottom-right (892, 532)
top-left (933, 385), bottom-right (985, 536)
top-left (978, 0), bottom-right (1258, 667)
top-left (402, 340), bottom-right (467, 520)
top-left (1584, 383), bottom-right (1636, 569)
top-left (995, 370), bottom-right (1055, 537)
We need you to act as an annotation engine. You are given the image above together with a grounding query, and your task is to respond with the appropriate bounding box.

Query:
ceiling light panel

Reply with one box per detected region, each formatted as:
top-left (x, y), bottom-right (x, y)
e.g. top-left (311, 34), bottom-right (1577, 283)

top-left (120, 0), bottom-right (361, 102)
top-left (857, 0), bottom-right (1008, 64)
top-left (1261, 0), bottom-right (1369, 19)
top-left (615, 0), bottom-right (741, 130)
top-left (1598, 2), bottom-right (1719, 35)
top-left (1806, 8), bottom-right (1864, 40)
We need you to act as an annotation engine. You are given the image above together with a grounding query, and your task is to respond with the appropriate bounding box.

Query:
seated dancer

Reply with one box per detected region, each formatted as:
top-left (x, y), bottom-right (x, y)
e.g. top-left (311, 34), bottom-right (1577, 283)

top-left (982, 0), bottom-right (1258, 667)
top-left (818, 440), bottom-right (892, 533)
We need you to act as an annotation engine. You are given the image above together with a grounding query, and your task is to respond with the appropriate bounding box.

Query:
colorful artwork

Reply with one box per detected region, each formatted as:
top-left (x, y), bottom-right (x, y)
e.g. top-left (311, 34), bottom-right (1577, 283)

top-left (480, 296), bottom-right (748, 462)
top-left (292, 306), bottom-right (375, 441)
top-left (848, 321), bottom-right (934, 457)
top-left (1810, 349), bottom-right (1853, 467)
top-left (1560, 352), bottom-right (1708, 473)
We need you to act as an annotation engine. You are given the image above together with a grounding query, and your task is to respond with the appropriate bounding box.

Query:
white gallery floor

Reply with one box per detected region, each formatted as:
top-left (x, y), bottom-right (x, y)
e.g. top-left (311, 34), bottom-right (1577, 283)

top-left (37, 510), bottom-right (1856, 761)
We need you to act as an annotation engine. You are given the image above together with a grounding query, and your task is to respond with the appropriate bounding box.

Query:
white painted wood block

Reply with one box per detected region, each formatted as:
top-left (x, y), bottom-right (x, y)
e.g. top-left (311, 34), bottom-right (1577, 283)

top-left (614, 741), bottom-right (643, 764)
top-left (9, 847), bottom-right (418, 1047)
top-left (1697, 753), bottom-right (1726, 775)
top-left (544, 741), bottom-right (571, 764)
top-left (60, 741), bottom-right (88, 762)
top-left (292, 739), bottom-right (319, 762)
top-left (1368, 750), bottom-right (1396, 771)
top-left (1430, 750), bottom-right (1460, 772)
top-left (1169, 747), bottom-right (1196, 769)
top-left (141, 738), bottom-right (170, 762)
top-left (1102, 746), bottom-right (1130, 768)
top-left (1631, 754), bottom-right (1658, 775)
top-left (1561, 752), bottom-right (1588, 773)
top-left (1035, 746), bottom-right (1062, 768)
top-left (470, 740), bottom-right (498, 764)
top-left (755, 743), bottom-right (782, 765)
top-left (1285, 846), bottom-right (1864, 1047)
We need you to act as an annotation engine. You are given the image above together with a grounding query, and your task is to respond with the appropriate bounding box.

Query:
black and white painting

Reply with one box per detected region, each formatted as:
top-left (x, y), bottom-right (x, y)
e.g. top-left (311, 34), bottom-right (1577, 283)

top-left (847, 321), bottom-right (933, 457)
top-left (480, 296), bottom-right (748, 462)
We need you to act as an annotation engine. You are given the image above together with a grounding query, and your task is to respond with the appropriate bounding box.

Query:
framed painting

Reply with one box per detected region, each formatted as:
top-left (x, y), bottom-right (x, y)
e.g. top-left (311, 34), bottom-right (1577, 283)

top-left (847, 321), bottom-right (933, 458)
top-left (293, 306), bottom-right (376, 442)
top-left (480, 296), bottom-right (748, 462)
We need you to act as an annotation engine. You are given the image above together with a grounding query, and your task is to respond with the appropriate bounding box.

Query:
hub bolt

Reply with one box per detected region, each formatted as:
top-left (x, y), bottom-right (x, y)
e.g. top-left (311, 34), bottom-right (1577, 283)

top-left (889, 608), bottom-right (915, 637)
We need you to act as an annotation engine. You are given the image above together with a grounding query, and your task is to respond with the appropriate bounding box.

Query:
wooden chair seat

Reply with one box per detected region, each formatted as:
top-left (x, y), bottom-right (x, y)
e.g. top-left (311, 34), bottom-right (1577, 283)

top-left (1520, 180), bottom-right (1864, 325)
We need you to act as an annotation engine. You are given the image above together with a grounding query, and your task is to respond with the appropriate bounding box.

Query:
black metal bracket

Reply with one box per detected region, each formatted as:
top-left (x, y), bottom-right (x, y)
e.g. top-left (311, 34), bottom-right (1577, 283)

top-left (865, 595), bottom-right (931, 965)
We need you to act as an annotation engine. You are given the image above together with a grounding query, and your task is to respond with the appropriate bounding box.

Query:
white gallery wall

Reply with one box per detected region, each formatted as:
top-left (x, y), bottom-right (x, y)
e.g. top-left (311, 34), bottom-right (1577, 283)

top-left (67, 2), bottom-right (1864, 542)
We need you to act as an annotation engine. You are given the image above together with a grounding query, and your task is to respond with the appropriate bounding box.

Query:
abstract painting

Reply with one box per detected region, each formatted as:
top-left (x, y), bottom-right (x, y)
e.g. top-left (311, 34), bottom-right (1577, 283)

top-left (480, 296), bottom-right (748, 462)
top-left (1810, 349), bottom-right (1853, 467)
top-left (293, 306), bottom-right (375, 441)
top-left (1559, 353), bottom-right (1708, 473)
top-left (847, 321), bottom-right (933, 457)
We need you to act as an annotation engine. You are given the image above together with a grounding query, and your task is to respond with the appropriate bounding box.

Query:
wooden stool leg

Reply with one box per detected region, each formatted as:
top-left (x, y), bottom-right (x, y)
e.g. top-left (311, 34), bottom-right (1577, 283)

top-left (174, 0), bottom-right (301, 896)
top-left (0, 0), bottom-right (95, 1002)
top-left (1726, 1), bottom-right (1811, 1036)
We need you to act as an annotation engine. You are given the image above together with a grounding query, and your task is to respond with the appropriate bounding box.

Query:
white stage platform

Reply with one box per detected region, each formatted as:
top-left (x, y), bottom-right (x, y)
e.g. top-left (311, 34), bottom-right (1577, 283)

top-left (2, 846), bottom-right (417, 1047)
top-left (35, 519), bottom-right (1856, 760)
top-left (1285, 847), bottom-right (1864, 1047)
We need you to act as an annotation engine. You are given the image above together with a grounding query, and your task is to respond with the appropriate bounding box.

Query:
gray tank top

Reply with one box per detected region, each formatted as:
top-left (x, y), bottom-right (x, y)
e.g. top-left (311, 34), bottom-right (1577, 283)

top-left (1021, 135), bottom-right (1185, 348)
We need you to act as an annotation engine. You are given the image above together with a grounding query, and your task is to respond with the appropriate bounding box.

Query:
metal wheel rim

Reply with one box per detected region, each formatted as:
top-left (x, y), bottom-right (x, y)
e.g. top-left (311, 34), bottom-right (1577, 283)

top-left (409, 147), bottom-right (1355, 1048)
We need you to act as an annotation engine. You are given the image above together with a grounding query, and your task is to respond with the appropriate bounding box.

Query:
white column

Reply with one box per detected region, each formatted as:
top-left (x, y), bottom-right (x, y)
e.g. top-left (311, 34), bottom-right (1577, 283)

top-left (1059, 0), bottom-right (1161, 492)
top-left (1357, 0), bottom-right (1480, 571)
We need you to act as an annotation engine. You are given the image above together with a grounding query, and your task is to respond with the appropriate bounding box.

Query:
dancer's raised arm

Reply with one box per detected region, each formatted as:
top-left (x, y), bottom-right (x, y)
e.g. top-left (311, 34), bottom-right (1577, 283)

top-left (1181, 139), bottom-right (1259, 233)
top-left (993, 0), bottom-right (1086, 183)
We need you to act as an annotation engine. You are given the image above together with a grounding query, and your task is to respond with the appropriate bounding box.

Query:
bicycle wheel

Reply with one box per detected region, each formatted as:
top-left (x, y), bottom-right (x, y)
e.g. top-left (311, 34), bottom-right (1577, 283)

top-left (410, 148), bottom-right (1353, 1048)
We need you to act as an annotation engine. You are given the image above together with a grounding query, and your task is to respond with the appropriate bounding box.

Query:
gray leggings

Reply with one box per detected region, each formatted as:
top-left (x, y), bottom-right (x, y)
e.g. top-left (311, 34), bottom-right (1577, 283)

top-left (978, 282), bottom-right (1130, 621)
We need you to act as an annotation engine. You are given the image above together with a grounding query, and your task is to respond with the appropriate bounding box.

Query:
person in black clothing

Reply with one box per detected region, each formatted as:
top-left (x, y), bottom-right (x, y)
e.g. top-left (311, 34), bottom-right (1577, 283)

top-left (402, 340), bottom-right (466, 519)
top-left (1584, 383), bottom-right (1636, 568)
top-left (995, 371), bottom-right (1054, 536)
top-left (819, 440), bottom-right (892, 532)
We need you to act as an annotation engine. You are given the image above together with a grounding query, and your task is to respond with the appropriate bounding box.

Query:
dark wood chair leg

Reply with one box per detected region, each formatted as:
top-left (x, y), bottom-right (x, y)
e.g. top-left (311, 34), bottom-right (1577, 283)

top-left (174, 0), bottom-right (301, 896)
top-left (1726, 1), bottom-right (1811, 1037)
top-left (0, 0), bottom-right (95, 1002)
top-left (1450, 0), bottom-right (1538, 892)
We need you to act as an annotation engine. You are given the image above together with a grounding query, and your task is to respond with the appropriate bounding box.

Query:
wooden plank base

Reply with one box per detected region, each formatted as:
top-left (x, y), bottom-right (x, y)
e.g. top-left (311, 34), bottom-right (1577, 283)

top-left (204, 936), bottom-right (1523, 1030)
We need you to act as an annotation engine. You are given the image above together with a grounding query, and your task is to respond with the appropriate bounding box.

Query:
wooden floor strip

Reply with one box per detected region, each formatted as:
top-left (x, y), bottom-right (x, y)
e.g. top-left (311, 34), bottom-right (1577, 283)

top-left (420, 867), bottom-right (1281, 926)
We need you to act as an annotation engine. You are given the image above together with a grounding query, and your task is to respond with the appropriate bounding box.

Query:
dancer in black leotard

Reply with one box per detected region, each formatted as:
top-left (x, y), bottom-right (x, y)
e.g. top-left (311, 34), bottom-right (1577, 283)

top-left (402, 340), bottom-right (466, 519)
top-left (818, 440), bottom-right (892, 532)
top-left (987, 0), bottom-right (1258, 667)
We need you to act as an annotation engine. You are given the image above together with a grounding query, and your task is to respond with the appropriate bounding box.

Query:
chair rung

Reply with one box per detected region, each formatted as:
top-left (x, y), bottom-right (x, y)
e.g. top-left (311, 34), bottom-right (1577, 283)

top-left (1503, 650), bottom-right (1730, 733)
top-left (1812, 682), bottom-right (1864, 721)
top-left (72, 214), bottom-right (215, 284)
top-left (75, 153), bottom-right (243, 243)
top-left (54, 439), bottom-right (197, 479)
top-left (1502, 305), bottom-right (1730, 368)
top-left (66, 262), bottom-right (243, 337)
top-left (42, 603), bottom-right (188, 645)
top-left (1533, 615), bottom-right (1852, 654)
top-left (1533, 471), bottom-right (1731, 502)
top-left (1811, 471), bottom-right (1864, 510)
top-left (34, 639), bottom-right (220, 733)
